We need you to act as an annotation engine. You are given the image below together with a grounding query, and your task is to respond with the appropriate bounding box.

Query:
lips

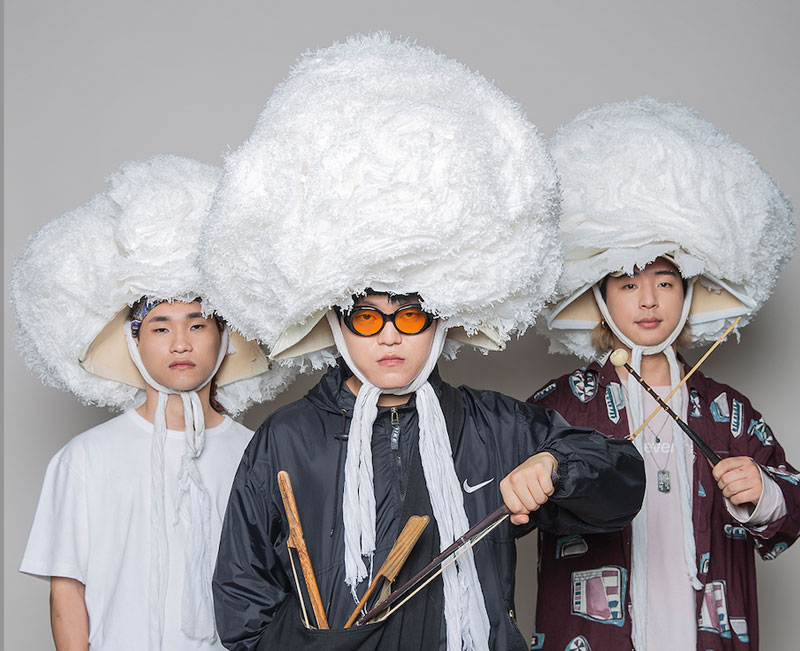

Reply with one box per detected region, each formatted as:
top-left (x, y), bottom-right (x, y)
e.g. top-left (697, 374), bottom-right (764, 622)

top-left (636, 317), bottom-right (662, 329)
top-left (378, 355), bottom-right (404, 367)
top-left (169, 359), bottom-right (196, 370)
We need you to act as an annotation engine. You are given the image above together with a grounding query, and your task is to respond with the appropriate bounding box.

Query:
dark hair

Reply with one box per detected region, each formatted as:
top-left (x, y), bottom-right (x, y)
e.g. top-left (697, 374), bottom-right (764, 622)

top-left (598, 263), bottom-right (688, 300)
top-left (209, 379), bottom-right (227, 414)
top-left (358, 288), bottom-right (423, 306)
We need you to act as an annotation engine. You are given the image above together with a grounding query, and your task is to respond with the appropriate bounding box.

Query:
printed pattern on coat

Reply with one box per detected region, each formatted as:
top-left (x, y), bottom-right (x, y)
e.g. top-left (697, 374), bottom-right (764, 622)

top-left (568, 368), bottom-right (599, 403)
top-left (711, 392), bottom-right (730, 422)
top-left (605, 383), bottom-right (625, 424)
top-left (730, 399), bottom-right (744, 437)
top-left (690, 388), bottom-right (702, 418)
top-left (748, 417), bottom-right (774, 446)
top-left (556, 535), bottom-right (589, 559)
top-left (571, 566), bottom-right (626, 626)
top-left (529, 359), bottom-right (800, 651)
top-left (565, 635), bottom-right (592, 651)
top-left (533, 382), bottom-right (556, 402)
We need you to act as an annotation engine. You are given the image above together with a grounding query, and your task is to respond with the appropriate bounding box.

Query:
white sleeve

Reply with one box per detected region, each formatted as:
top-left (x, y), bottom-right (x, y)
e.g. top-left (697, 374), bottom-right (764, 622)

top-left (725, 467), bottom-right (788, 527)
top-left (19, 451), bottom-right (90, 583)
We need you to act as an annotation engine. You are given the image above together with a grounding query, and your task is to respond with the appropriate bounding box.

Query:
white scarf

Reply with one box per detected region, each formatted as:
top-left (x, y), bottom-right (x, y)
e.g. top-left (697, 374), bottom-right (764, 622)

top-left (326, 311), bottom-right (491, 651)
top-left (592, 280), bottom-right (701, 651)
top-left (125, 321), bottom-right (231, 650)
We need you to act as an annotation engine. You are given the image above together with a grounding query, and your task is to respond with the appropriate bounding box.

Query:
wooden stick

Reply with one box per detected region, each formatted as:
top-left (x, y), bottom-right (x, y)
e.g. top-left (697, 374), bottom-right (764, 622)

top-left (277, 470), bottom-right (329, 629)
top-left (382, 512), bottom-right (508, 621)
top-left (287, 547), bottom-right (311, 628)
top-left (610, 352), bottom-right (721, 465)
top-left (354, 505), bottom-right (510, 627)
top-left (628, 316), bottom-right (741, 440)
top-left (344, 515), bottom-right (429, 628)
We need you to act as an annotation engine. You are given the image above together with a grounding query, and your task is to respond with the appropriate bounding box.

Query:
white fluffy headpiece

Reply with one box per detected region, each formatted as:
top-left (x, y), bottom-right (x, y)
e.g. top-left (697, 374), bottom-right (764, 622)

top-left (12, 154), bottom-right (295, 413)
top-left (540, 97), bottom-right (796, 359)
top-left (200, 33), bottom-right (562, 367)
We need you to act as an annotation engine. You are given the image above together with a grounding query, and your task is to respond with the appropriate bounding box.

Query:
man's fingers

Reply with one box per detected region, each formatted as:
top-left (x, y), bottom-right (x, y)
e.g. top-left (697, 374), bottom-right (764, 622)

top-left (728, 488), bottom-right (761, 506)
top-left (712, 456), bottom-right (754, 480)
top-left (499, 480), bottom-right (526, 515)
top-left (539, 469), bottom-right (555, 497)
top-left (500, 476), bottom-right (550, 517)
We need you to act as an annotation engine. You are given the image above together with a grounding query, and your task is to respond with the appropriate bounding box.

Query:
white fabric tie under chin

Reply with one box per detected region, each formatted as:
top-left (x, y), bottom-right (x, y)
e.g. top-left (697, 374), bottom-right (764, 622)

top-left (593, 280), bottom-right (701, 651)
top-left (326, 311), bottom-right (491, 651)
top-left (125, 321), bottom-right (231, 650)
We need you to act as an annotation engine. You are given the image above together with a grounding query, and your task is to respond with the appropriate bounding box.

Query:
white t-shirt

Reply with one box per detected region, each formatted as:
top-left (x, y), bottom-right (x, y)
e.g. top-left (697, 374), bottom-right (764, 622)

top-left (20, 409), bottom-right (253, 651)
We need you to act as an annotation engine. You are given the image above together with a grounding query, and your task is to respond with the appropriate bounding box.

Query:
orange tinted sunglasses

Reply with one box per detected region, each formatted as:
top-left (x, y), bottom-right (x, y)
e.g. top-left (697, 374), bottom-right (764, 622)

top-left (342, 305), bottom-right (434, 337)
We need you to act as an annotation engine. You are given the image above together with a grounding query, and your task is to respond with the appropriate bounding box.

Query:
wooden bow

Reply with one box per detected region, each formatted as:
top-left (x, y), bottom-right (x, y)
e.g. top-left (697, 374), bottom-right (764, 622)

top-left (344, 514), bottom-right (430, 628)
top-left (610, 350), bottom-right (721, 465)
top-left (354, 505), bottom-right (510, 627)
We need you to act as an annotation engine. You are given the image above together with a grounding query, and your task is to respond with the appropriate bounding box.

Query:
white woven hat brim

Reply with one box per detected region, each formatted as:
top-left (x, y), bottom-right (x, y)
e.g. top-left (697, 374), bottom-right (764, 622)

top-left (271, 308), bottom-right (504, 365)
top-left (12, 155), bottom-right (296, 413)
top-left (199, 33), bottom-right (562, 365)
top-left (545, 269), bottom-right (755, 360)
top-left (81, 306), bottom-right (272, 389)
top-left (539, 97), bottom-right (795, 359)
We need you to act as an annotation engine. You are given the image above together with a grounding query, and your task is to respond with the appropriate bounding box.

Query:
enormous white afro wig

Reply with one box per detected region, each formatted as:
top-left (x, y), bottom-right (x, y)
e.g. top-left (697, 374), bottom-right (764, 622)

top-left (200, 33), bottom-right (562, 367)
top-left (12, 155), bottom-right (295, 413)
top-left (540, 97), bottom-right (796, 359)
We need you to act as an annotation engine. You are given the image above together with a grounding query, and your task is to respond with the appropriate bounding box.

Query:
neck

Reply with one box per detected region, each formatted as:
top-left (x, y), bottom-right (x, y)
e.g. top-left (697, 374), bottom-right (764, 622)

top-left (345, 375), bottom-right (412, 407)
top-left (137, 383), bottom-right (225, 429)
top-left (612, 343), bottom-right (680, 386)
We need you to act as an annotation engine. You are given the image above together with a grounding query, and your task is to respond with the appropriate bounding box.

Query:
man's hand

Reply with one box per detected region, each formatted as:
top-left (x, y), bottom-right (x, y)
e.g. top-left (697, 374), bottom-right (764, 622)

top-left (713, 456), bottom-right (763, 507)
top-left (500, 452), bottom-right (558, 525)
top-left (50, 576), bottom-right (89, 651)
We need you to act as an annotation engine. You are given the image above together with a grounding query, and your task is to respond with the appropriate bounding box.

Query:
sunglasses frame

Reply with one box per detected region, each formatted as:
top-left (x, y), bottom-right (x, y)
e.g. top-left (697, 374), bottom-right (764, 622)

top-left (340, 304), bottom-right (435, 337)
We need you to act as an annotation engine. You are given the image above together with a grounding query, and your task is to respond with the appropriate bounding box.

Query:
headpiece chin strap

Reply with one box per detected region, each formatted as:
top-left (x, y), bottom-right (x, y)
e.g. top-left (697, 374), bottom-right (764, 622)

top-left (325, 311), bottom-right (491, 651)
top-left (124, 321), bottom-right (231, 650)
top-left (592, 280), bottom-right (702, 650)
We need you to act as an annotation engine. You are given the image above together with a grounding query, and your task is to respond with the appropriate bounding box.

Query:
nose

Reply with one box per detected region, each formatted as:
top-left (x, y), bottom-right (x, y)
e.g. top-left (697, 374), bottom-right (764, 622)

top-left (376, 320), bottom-right (403, 346)
top-left (639, 281), bottom-right (658, 310)
top-left (171, 330), bottom-right (192, 353)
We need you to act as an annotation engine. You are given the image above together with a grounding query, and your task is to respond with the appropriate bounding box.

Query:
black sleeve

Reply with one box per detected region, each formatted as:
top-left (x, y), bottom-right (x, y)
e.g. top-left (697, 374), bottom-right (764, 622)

top-left (518, 403), bottom-right (645, 536)
top-left (213, 425), bottom-right (290, 651)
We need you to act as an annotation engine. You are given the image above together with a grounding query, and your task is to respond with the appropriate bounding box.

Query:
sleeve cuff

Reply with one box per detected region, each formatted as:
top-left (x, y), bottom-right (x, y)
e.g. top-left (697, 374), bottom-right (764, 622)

top-left (725, 467), bottom-right (787, 526)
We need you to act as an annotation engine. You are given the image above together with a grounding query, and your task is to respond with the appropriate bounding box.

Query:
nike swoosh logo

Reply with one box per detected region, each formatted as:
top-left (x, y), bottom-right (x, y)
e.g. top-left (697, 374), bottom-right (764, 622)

top-left (462, 477), bottom-right (495, 494)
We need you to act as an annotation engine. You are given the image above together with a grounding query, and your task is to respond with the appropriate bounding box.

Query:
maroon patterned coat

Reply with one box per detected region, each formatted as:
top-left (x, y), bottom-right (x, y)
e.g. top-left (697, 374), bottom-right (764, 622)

top-left (528, 356), bottom-right (800, 651)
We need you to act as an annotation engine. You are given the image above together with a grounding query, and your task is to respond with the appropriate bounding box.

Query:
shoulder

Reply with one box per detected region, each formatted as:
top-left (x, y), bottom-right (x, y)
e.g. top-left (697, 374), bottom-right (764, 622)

top-left (219, 416), bottom-right (254, 440)
top-left (256, 394), bottom-right (330, 439)
top-left (689, 370), bottom-right (768, 439)
top-left (689, 370), bottom-right (762, 421)
top-left (454, 383), bottom-right (553, 428)
top-left (51, 412), bottom-right (140, 463)
top-left (243, 394), bottom-right (336, 465)
top-left (527, 360), bottom-right (614, 408)
top-left (691, 370), bottom-right (753, 406)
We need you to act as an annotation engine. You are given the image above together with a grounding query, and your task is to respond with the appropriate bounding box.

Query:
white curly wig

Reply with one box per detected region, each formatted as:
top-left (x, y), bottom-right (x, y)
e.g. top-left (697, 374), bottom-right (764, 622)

top-left (200, 32), bottom-right (562, 368)
top-left (540, 97), bottom-right (796, 359)
top-left (12, 154), bottom-right (295, 413)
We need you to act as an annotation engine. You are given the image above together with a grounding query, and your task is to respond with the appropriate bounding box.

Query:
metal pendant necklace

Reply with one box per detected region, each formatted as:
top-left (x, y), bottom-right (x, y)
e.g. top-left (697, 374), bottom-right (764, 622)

top-left (646, 417), bottom-right (674, 493)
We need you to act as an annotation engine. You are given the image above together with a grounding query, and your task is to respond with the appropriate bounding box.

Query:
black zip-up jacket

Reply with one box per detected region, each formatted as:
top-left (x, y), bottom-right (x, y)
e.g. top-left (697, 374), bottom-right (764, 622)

top-left (213, 366), bottom-right (645, 650)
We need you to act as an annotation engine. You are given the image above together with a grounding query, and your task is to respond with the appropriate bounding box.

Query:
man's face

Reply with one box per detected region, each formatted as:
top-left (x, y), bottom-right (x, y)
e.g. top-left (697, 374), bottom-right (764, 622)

top-left (604, 258), bottom-right (686, 348)
top-left (341, 294), bottom-right (436, 390)
top-left (135, 301), bottom-right (222, 391)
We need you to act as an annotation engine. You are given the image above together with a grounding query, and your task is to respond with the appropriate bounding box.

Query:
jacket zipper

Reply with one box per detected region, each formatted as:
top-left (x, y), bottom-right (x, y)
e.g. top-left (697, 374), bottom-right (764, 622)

top-left (389, 407), bottom-right (405, 501)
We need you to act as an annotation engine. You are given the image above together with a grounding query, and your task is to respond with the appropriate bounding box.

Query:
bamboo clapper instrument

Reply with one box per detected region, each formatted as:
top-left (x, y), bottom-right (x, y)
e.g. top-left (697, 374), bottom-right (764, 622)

top-left (277, 470), bottom-right (329, 630)
top-left (344, 514), bottom-right (430, 628)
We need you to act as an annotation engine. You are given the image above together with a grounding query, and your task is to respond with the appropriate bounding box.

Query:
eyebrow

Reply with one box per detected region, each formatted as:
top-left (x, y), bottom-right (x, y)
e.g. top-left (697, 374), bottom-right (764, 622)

top-left (147, 312), bottom-right (206, 323)
top-left (654, 269), bottom-right (677, 276)
top-left (357, 294), bottom-right (420, 307)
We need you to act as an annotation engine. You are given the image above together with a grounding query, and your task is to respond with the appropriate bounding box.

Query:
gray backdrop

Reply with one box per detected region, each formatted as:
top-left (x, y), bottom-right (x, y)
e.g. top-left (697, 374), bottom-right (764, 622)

top-left (5, 1), bottom-right (799, 648)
